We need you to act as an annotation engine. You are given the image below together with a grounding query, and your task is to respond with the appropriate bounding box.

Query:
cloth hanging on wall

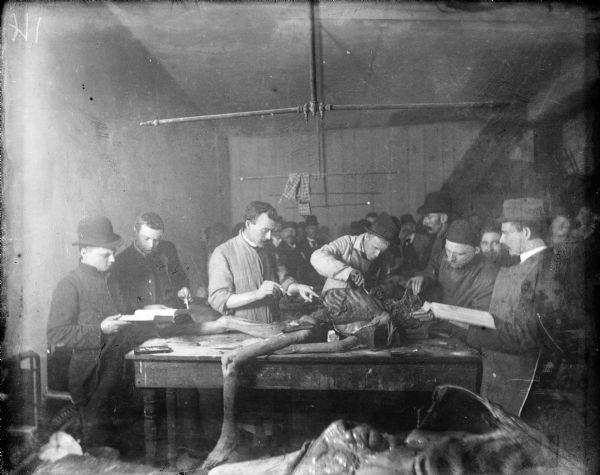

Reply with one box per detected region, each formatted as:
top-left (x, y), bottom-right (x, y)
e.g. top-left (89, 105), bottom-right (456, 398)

top-left (281, 172), bottom-right (311, 215)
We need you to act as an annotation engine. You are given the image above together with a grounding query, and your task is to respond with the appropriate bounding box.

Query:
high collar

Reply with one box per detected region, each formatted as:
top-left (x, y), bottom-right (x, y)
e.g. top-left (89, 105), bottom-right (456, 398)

top-left (78, 262), bottom-right (109, 276)
top-left (241, 230), bottom-right (259, 248)
top-left (520, 245), bottom-right (547, 263)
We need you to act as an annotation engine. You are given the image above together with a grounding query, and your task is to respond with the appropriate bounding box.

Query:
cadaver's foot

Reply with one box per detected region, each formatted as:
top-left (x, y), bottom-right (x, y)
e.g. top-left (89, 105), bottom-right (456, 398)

top-left (201, 436), bottom-right (241, 470)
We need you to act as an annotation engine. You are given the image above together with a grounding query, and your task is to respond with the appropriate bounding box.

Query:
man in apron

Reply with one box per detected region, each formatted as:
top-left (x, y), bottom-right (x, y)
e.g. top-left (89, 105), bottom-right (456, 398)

top-left (440, 198), bottom-right (570, 416)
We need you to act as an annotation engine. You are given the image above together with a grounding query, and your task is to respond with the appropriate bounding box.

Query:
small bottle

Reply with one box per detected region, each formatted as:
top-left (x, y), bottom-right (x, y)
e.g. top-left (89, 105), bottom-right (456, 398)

top-left (327, 330), bottom-right (339, 342)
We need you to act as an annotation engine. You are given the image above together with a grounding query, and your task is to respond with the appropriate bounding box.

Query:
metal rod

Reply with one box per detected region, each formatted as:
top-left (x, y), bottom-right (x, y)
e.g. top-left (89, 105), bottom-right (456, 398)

top-left (270, 192), bottom-right (381, 196)
top-left (240, 170), bottom-right (399, 181)
top-left (286, 202), bottom-right (372, 209)
top-left (140, 106), bottom-right (302, 126)
top-left (309, 0), bottom-right (318, 105)
top-left (328, 101), bottom-right (511, 111)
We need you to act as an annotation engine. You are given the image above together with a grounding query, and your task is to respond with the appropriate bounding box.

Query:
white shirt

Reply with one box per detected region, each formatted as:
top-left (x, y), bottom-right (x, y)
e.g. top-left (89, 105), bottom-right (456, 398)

top-left (520, 245), bottom-right (547, 263)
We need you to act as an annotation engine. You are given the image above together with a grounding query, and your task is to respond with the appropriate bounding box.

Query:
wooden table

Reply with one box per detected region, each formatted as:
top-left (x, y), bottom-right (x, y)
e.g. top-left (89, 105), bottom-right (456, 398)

top-left (126, 333), bottom-right (481, 465)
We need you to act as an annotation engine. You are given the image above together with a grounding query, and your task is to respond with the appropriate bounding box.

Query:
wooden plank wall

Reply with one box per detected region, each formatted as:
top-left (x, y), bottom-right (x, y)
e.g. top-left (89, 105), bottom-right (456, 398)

top-left (229, 121), bottom-right (484, 238)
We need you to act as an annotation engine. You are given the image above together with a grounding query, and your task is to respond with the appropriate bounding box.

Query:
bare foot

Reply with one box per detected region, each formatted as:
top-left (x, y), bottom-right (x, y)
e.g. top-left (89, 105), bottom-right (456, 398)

top-left (201, 437), bottom-right (240, 470)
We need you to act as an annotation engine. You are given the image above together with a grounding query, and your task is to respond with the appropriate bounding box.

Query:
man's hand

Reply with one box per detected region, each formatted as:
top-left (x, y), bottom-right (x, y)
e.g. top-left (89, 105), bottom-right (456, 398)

top-left (255, 280), bottom-right (284, 300)
top-left (100, 314), bottom-right (131, 334)
top-left (288, 283), bottom-right (320, 302)
top-left (407, 276), bottom-right (425, 295)
top-left (369, 285), bottom-right (386, 300)
top-left (348, 269), bottom-right (365, 288)
top-left (177, 287), bottom-right (192, 306)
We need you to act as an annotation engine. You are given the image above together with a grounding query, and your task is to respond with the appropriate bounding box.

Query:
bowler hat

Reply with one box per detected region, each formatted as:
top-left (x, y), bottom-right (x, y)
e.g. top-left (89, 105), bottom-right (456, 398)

top-left (305, 215), bottom-right (319, 227)
top-left (400, 213), bottom-right (416, 226)
top-left (366, 212), bottom-right (400, 244)
top-left (73, 215), bottom-right (122, 249)
top-left (417, 191), bottom-right (453, 215)
top-left (281, 221), bottom-right (297, 231)
top-left (497, 198), bottom-right (546, 223)
top-left (446, 219), bottom-right (479, 247)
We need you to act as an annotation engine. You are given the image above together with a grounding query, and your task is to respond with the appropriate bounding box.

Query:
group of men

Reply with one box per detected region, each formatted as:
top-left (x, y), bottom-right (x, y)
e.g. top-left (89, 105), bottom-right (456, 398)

top-left (47, 190), bottom-right (581, 450)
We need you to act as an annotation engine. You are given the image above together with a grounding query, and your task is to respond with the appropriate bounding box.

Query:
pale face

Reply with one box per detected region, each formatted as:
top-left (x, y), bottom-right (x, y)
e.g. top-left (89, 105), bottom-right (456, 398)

top-left (551, 215), bottom-right (571, 244)
top-left (281, 227), bottom-right (296, 247)
top-left (422, 213), bottom-right (447, 235)
top-left (364, 234), bottom-right (390, 261)
top-left (81, 246), bottom-right (115, 272)
top-left (444, 240), bottom-right (477, 269)
top-left (245, 213), bottom-right (278, 248)
top-left (575, 206), bottom-right (591, 228)
top-left (399, 222), bottom-right (416, 240)
top-left (305, 224), bottom-right (318, 239)
top-left (480, 231), bottom-right (501, 261)
top-left (135, 224), bottom-right (163, 255)
top-left (500, 222), bottom-right (526, 256)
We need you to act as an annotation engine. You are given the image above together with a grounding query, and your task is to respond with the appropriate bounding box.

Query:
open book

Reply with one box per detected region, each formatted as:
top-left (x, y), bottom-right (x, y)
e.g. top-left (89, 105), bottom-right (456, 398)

top-left (119, 308), bottom-right (189, 322)
top-left (415, 302), bottom-right (496, 330)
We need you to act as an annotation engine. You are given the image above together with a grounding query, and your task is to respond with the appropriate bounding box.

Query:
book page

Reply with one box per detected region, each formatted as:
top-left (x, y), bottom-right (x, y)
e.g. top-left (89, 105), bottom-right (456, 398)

top-left (119, 308), bottom-right (185, 322)
top-left (422, 302), bottom-right (496, 329)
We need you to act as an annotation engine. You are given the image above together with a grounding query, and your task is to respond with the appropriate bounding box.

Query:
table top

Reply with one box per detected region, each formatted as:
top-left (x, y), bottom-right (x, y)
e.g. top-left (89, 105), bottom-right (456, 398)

top-left (126, 332), bottom-right (480, 364)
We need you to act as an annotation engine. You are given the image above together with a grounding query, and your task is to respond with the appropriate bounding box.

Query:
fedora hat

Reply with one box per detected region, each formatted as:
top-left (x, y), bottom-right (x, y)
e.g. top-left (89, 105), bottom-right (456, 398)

top-left (305, 215), bottom-right (319, 227)
top-left (366, 212), bottom-right (400, 244)
top-left (73, 215), bottom-right (122, 249)
top-left (497, 198), bottom-right (546, 223)
top-left (417, 191), bottom-right (453, 215)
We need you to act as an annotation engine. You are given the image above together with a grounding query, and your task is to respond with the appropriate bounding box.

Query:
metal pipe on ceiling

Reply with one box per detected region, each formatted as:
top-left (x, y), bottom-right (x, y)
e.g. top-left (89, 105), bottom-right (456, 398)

top-left (140, 106), bottom-right (303, 126)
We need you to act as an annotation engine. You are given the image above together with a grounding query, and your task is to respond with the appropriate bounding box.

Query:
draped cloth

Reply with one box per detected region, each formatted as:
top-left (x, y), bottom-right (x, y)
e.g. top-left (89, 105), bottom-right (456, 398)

top-left (281, 172), bottom-right (311, 215)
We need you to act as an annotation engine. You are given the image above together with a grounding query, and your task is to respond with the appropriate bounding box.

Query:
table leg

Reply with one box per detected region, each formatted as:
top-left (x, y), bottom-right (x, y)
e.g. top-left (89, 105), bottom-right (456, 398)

top-left (142, 388), bottom-right (158, 466)
top-left (166, 388), bottom-right (177, 467)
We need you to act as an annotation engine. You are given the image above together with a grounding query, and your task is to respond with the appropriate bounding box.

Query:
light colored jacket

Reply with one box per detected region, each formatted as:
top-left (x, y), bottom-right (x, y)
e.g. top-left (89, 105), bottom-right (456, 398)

top-left (310, 234), bottom-right (374, 294)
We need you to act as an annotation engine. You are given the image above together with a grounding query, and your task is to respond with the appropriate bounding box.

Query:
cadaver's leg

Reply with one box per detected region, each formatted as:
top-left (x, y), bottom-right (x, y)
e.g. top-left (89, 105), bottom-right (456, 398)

top-left (275, 336), bottom-right (359, 355)
top-left (202, 328), bottom-right (315, 470)
top-left (169, 315), bottom-right (285, 337)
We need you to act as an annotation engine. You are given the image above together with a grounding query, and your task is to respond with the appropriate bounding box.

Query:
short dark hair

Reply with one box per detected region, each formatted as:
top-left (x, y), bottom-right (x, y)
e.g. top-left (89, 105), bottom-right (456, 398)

top-left (366, 211), bottom-right (378, 219)
top-left (244, 201), bottom-right (278, 224)
top-left (509, 220), bottom-right (545, 239)
top-left (135, 212), bottom-right (164, 231)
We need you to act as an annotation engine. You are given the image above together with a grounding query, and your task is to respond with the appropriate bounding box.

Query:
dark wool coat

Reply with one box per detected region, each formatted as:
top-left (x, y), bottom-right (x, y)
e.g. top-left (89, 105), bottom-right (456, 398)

top-left (109, 240), bottom-right (190, 314)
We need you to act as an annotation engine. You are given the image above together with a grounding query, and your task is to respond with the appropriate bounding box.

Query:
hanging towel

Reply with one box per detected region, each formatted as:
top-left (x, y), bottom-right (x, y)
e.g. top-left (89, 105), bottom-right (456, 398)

top-left (281, 173), bottom-right (311, 215)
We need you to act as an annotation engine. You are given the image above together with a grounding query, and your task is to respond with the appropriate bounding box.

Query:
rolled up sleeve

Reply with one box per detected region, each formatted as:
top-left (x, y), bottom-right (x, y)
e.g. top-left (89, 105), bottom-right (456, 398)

top-left (208, 247), bottom-right (234, 314)
top-left (310, 237), bottom-right (354, 283)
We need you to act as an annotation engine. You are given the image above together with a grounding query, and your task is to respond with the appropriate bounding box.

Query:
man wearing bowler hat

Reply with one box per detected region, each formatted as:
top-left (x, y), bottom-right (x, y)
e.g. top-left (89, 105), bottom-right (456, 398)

top-left (297, 215), bottom-right (326, 259)
top-left (406, 191), bottom-right (453, 298)
top-left (416, 191), bottom-right (453, 271)
top-left (311, 212), bottom-right (400, 294)
top-left (47, 216), bottom-right (145, 448)
top-left (438, 198), bottom-right (572, 416)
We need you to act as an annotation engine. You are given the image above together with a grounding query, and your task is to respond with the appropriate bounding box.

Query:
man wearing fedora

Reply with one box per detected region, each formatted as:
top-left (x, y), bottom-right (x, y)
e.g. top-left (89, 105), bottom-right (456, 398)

top-left (109, 211), bottom-right (191, 314)
top-left (47, 216), bottom-right (142, 448)
top-left (310, 212), bottom-right (400, 294)
top-left (440, 198), bottom-right (571, 416)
